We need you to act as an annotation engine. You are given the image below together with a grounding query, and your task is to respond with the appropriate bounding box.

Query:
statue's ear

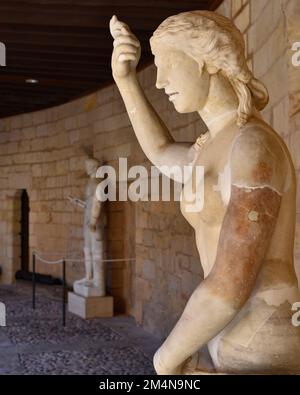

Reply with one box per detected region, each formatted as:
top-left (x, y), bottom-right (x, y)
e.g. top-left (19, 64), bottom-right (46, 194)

top-left (206, 64), bottom-right (219, 75)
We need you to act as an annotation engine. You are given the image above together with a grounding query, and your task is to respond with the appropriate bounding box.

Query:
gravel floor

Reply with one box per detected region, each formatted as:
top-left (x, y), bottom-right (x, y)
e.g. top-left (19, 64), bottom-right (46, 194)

top-left (0, 282), bottom-right (159, 375)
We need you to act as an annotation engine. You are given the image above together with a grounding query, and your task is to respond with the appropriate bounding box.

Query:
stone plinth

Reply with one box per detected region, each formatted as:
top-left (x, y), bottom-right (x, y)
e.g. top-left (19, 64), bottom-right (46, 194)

top-left (73, 281), bottom-right (104, 298)
top-left (68, 292), bottom-right (113, 319)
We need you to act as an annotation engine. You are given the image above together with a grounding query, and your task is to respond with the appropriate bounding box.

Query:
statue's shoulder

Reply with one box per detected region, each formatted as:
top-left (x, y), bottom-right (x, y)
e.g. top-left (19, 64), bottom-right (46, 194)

top-left (233, 118), bottom-right (286, 159)
top-left (230, 119), bottom-right (287, 191)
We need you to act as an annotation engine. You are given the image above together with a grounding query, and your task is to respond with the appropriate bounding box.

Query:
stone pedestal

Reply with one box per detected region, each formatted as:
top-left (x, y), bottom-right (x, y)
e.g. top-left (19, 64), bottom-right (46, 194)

top-left (68, 292), bottom-right (113, 319)
top-left (73, 280), bottom-right (104, 298)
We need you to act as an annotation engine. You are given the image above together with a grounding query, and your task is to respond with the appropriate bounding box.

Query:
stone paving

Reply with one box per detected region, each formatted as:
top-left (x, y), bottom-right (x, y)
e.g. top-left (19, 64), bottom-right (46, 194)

top-left (0, 281), bottom-right (160, 375)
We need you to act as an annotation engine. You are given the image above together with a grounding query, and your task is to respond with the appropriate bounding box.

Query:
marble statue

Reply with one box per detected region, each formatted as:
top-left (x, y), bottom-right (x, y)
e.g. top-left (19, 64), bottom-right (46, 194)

top-left (69, 157), bottom-right (106, 297)
top-left (110, 11), bottom-right (300, 374)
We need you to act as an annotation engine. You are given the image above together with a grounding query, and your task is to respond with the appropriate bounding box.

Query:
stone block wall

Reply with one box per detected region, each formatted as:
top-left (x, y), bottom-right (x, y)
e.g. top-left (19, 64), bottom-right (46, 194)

top-left (0, 0), bottom-right (299, 338)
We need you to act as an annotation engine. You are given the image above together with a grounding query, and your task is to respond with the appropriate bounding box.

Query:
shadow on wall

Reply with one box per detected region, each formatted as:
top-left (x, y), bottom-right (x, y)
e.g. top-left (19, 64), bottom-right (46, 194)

top-left (106, 196), bottom-right (136, 315)
top-left (0, 189), bottom-right (32, 284)
top-left (12, 189), bottom-right (26, 281)
top-left (4, 190), bottom-right (23, 284)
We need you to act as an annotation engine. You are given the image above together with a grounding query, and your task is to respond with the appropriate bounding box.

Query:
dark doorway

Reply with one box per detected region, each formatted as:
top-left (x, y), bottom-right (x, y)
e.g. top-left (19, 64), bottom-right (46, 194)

top-left (15, 190), bottom-right (61, 285)
top-left (20, 189), bottom-right (29, 273)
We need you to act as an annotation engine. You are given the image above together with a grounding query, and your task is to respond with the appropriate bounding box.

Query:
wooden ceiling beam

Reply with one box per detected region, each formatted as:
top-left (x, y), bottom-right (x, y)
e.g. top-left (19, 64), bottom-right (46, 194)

top-left (0, 3), bottom-right (214, 26)
top-left (0, 0), bottom-right (222, 119)
top-left (7, 51), bottom-right (116, 65)
top-left (0, 8), bottom-right (179, 29)
top-left (6, 57), bottom-right (113, 72)
top-left (0, 82), bottom-right (79, 93)
top-left (6, 43), bottom-right (118, 57)
top-left (0, 31), bottom-right (107, 49)
top-left (2, 67), bottom-right (110, 81)
top-left (0, 28), bottom-right (153, 45)
top-left (0, 23), bottom-right (152, 37)
top-left (0, 87), bottom-right (75, 98)
top-left (0, 1), bottom-right (213, 10)
top-left (0, 73), bottom-right (97, 88)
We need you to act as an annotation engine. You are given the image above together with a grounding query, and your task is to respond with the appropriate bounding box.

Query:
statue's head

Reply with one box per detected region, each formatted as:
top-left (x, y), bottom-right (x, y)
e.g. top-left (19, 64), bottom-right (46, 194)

top-left (150, 11), bottom-right (269, 126)
top-left (85, 157), bottom-right (99, 178)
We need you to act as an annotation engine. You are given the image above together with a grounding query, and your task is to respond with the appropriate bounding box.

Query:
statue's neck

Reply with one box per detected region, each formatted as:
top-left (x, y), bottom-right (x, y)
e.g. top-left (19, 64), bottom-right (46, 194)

top-left (198, 72), bottom-right (239, 138)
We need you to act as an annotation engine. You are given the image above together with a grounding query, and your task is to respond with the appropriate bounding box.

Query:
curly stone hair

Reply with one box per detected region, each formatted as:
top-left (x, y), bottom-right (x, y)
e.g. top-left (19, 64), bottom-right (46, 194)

top-left (150, 11), bottom-right (269, 127)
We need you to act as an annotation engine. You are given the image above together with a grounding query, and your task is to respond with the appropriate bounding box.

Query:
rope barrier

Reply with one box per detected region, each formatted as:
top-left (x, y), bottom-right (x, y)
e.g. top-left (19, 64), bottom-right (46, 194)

top-left (33, 251), bottom-right (135, 265)
top-left (31, 252), bottom-right (135, 327)
top-left (32, 252), bottom-right (66, 327)
top-left (32, 252), bottom-right (67, 256)
top-left (34, 254), bottom-right (64, 265)
top-left (65, 257), bottom-right (136, 263)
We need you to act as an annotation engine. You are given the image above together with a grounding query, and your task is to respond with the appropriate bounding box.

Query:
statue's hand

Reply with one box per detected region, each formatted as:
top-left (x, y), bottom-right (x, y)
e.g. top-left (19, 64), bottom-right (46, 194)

top-left (109, 15), bottom-right (141, 80)
top-left (154, 349), bottom-right (215, 375)
top-left (153, 348), bottom-right (182, 375)
top-left (180, 352), bottom-right (216, 375)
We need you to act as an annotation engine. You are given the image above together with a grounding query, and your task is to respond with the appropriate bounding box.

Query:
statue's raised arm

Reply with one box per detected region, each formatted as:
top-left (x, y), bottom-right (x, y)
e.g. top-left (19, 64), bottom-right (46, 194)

top-left (109, 15), bottom-right (197, 181)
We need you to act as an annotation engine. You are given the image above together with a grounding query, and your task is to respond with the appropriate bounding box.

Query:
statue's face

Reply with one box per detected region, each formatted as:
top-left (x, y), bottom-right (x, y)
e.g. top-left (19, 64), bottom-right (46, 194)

top-left (154, 47), bottom-right (210, 113)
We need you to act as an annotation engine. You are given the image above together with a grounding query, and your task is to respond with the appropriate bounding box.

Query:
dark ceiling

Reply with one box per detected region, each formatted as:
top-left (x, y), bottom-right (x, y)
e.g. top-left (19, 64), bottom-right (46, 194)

top-left (0, 0), bottom-right (223, 118)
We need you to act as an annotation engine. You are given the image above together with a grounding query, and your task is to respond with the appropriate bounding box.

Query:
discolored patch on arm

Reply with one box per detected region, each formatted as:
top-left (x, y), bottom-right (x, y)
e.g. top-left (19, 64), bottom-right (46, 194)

top-left (252, 161), bottom-right (273, 184)
top-left (205, 185), bottom-right (282, 306)
top-left (205, 185), bottom-right (281, 308)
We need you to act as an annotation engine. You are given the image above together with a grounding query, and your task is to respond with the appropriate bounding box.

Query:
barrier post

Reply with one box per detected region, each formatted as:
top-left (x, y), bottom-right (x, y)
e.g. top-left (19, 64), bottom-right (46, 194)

top-left (32, 252), bottom-right (36, 310)
top-left (62, 259), bottom-right (66, 327)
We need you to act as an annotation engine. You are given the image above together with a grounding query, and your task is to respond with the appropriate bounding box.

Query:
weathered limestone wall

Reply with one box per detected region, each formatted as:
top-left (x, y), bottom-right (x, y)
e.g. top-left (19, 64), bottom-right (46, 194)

top-left (0, 0), bottom-right (298, 337)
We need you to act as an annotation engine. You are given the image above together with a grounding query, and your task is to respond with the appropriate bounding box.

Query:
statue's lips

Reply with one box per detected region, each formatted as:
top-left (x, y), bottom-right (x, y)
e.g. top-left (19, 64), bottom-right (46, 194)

top-left (167, 92), bottom-right (179, 101)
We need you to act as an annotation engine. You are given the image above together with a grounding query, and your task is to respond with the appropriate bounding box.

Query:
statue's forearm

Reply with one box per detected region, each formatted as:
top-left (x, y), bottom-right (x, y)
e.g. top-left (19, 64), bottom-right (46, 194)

top-left (156, 183), bottom-right (282, 374)
top-left (116, 74), bottom-right (174, 165)
top-left (154, 284), bottom-right (236, 374)
top-left (68, 195), bottom-right (86, 208)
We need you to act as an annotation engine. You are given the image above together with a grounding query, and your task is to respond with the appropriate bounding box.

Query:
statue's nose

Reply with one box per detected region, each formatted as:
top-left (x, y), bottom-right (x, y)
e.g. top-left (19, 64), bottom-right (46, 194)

top-left (155, 70), bottom-right (168, 89)
top-left (156, 79), bottom-right (168, 90)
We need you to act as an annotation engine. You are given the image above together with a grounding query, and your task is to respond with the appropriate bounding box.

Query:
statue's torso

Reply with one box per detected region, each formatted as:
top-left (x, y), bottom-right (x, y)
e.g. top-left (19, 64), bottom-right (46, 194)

top-left (84, 178), bottom-right (98, 225)
top-left (180, 119), bottom-right (300, 373)
top-left (84, 178), bottom-right (106, 231)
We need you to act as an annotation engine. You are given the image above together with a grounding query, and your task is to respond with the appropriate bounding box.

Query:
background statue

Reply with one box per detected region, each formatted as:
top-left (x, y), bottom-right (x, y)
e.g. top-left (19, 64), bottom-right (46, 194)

top-left (110, 11), bottom-right (300, 374)
top-left (69, 157), bottom-right (106, 297)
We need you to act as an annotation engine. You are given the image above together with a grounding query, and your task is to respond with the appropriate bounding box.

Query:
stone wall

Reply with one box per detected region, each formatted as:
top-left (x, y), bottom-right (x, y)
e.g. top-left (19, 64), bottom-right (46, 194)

top-left (0, 0), bottom-right (299, 338)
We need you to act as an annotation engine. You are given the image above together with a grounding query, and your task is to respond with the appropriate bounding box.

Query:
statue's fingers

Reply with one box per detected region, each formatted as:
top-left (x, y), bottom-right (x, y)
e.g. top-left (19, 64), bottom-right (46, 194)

top-left (110, 15), bottom-right (125, 39)
top-left (109, 15), bottom-right (118, 38)
top-left (121, 26), bottom-right (131, 36)
top-left (114, 44), bottom-right (138, 58)
top-left (110, 15), bottom-right (131, 39)
top-left (118, 53), bottom-right (136, 63)
top-left (113, 35), bottom-right (140, 49)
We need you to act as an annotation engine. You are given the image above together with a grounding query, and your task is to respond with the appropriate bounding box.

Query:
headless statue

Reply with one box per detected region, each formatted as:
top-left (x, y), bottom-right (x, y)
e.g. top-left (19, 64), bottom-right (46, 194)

top-left (69, 157), bottom-right (106, 297)
top-left (110, 11), bottom-right (300, 374)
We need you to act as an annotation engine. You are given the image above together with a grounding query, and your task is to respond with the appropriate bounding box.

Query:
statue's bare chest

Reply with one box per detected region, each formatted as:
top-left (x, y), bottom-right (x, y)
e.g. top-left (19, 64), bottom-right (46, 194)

top-left (181, 131), bottom-right (238, 227)
top-left (181, 165), bottom-right (229, 227)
